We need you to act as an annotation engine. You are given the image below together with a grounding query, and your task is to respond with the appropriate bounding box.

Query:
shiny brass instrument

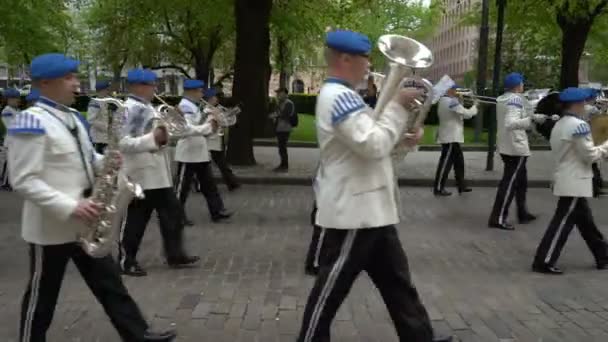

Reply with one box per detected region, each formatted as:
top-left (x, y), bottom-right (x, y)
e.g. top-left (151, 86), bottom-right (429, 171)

top-left (199, 99), bottom-right (241, 137)
top-left (153, 94), bottom-right (190, 137)
top-left (373, 34), bottom-right (434, 160)
top-left (79, 98), bottom-right (144, 258)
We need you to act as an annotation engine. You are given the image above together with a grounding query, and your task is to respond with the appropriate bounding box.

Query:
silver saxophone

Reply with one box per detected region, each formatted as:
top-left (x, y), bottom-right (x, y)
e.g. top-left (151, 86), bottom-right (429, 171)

top-left (79, 98), bottom-right (144, 258)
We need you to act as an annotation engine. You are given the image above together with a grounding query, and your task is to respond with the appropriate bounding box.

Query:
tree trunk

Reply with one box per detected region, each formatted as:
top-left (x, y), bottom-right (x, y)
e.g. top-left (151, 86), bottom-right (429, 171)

top-left (278, 37), bottom-right (289, 89)
top-left (227, 0), bottom-right (272, 165)
top-left (557, 16), bottom-right (593, 88)
top-left (193, 53), bottom-right (210, 84)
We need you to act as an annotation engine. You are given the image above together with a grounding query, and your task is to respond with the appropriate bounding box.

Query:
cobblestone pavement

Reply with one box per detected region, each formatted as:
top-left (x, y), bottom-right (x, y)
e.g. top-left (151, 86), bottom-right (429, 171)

top-left (215, 147), bottom-right (608, 185)
top-left (2, 187), bottom-right (608, 341)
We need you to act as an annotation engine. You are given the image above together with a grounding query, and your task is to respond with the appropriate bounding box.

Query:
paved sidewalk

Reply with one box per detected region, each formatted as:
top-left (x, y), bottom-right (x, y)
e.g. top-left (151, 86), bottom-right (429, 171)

top-left (2, 187), bottom-right (608, 341)
top-left (217, 147), bottom-right (608, 188)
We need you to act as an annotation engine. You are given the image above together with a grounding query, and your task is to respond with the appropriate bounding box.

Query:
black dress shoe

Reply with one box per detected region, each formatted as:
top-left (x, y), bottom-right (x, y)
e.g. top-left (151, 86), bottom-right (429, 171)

top-left (433, 336), bottom-right (454, 342)
top-left (228, 183), bottom-right (241, 192)
top-left (458, 188), bottom-right (472, 194)
top-left (488, 222), bottom-right (515, 230)
top-left (596, 260), bottom-right (608, 270)
top-left (532, 264), bottom-right (563, 275)
top-left (304, 266), bottom-right (319, 276)
top-left (121, 261), bottom-right (147, 277)
top-left (273, 166), bottom-right (288, 173)
top-left (433, 189), bottom-right (452, 197)
top-left (212, 210), bottom-right (233, 222)
top-left (167, 255), bottom-right (200, 268)
top-left (143, 329), bottom-right (177, 341)
top-left (518, 213), bottom-right (537, 224)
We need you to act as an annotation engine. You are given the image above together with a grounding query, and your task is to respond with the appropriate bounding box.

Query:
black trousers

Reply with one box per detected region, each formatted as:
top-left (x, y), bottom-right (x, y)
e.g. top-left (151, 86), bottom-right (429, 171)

top-left (433, 142), bottom-right (466, 192)
top-left (297, 226), bottom-right (434, 342)
top-left (305, 203), bottom-right (325, 272)
top-left (20, 243), bottom-right (148, 342)
top-left (93, 142), bottom-right (108, 154)
top-left (276, 131), bottom-right (290, 168)
top-left (592, 162), bottom-right (603, 196)
top-left (119, 187), bottom-right (186, 267)
top-left (174, 162), bottom-right (225, 219)
top-left (489, 154), bottom-right (530, 225)
top-left (1, 157), bottom-right (11, 189)
top-left (533, 197), bottom-right (608, 266)
top-left (210, 150), bottom-right (239, 188)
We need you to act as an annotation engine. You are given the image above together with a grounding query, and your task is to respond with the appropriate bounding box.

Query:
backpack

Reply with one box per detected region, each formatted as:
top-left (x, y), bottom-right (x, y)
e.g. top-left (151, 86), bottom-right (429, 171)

top-left (289, 110), bottom-right (299, 127)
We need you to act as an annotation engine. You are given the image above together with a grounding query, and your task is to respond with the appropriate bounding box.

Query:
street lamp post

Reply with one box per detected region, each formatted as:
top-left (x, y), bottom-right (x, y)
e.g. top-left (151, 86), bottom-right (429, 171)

top-left (486, 0), bottom-right (507, 171)
top-left (474, 0), bottom-right (490, 143)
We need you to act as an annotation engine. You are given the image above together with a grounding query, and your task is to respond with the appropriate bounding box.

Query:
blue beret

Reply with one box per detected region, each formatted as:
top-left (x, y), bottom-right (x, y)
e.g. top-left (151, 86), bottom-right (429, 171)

top-left (559, 87), bottom-right (588, 103)
top-left (450, 84), bottom-right (460, 89)
top-left (31, 53), bottom-right (80, 80)
top-left (127, 68), bottom-right (156, 84)
top-left (204, 88), bottom-right (217, 98)
top-left (584, 88), bottom-right (598, 100)
top-left (504, 72), bottom-right (524, 89)
top-left (26, 89), bottom-right (40, 102)
top-left (3, 88), bottom-right (20, 98)
top-left (95, 80), bottom-right (110, 90)
top-left (183, 79), bottom-right (205, 90)
top-left (325, 30), bottom-right (371, 55)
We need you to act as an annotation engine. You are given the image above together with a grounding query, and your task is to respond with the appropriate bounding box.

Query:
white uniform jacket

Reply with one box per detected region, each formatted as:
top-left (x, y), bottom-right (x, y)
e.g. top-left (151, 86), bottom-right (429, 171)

top-left (436, 96), bottom-right (477, 144)
top-left (550, 114), bottom-right (608, 198)
top-left (7, 100), bottom-right (103, 245)
top-left (496, 92), bottom-right (533, 156)
top-left (314, 79), bottom-right (409, 229)
top-left (174, 98), bottom-right (214, 163)
top-left (119, 95), bottom-right (172, 190)
top-left (203, 107), bottom-right (223, 152)
top-left (87, 97), bottom-right (109, 144)
top-left (2, 105), bottom-right (19, 147)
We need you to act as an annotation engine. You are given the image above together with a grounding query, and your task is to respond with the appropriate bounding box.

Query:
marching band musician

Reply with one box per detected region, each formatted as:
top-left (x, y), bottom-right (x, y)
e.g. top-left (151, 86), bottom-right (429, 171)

top-left (87, 80), bottom-right (112, 153)
top-left (532, 88), bottom-right (608, 274)
top-left (433, 83), bottom-right (478, 196)
top-left (488, 72), bottom-right (550, 230)
top-left (203, 88), bottom-right (241, 191)
top-left (118, 68), bottom-right (199, 277)
top-left (8, 54), bottom-right (176, 342)
top-left (298, 29), bottom-right (452, 342)
top-left (174, 80), bottom-right (232, 225)
top-left (1, 88), bottom-right (20, 191)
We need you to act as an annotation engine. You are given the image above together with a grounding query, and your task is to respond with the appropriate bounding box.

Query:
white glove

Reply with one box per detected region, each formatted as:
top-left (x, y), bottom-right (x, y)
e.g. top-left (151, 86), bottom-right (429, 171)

top-left (550, 114), bottom-right (560, 121)
top-left (532, 114), bottom-right (547, 124)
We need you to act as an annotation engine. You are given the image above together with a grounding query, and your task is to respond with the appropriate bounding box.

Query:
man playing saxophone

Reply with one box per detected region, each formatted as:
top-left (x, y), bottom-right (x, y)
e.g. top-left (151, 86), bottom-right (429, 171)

top-left (118, 68), bottom-right (199, 277)
top-left (298, 29), bottom-right (452, 342)
top-left (8, 54), bottom-right (176, 342)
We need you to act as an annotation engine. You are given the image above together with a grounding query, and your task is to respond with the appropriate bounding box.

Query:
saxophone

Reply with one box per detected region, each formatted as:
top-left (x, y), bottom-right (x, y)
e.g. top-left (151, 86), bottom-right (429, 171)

top-left (79, 98), bottom-right (144, 258)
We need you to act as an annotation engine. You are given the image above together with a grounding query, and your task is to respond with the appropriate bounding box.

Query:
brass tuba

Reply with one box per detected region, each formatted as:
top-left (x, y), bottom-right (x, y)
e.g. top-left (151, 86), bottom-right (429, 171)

top-left (373, 34), bottom-right (434, 160)
top-left (153, 94), bottom-right (190, 137)
top-left (79, 98), bottom-right (144, 258)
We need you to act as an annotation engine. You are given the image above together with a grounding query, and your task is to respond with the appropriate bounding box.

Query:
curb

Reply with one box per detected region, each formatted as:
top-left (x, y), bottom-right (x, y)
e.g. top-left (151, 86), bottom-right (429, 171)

top-left (214, 176), bottom-right (552, 189)
top-left (253, 140), bottom-right (551, 151)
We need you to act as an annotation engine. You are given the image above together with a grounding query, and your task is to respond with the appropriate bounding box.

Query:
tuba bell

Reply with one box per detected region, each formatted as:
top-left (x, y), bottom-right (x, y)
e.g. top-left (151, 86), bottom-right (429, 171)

top-left (373, 34), bottom-right (434, 161)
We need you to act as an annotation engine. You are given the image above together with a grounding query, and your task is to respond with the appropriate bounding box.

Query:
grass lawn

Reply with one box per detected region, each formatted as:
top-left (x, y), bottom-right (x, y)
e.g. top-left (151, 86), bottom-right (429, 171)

top-left (291, 114), bottom-right (488, 145)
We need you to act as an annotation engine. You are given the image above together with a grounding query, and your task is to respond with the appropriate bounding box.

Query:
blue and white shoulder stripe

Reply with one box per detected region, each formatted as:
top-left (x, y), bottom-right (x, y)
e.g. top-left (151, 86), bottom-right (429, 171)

top-left (1, 108), bottom-right (16, 117)
top-left (7, 111), bottom-right (45, 135)
top-left (331, 90), bottom-right (366, 125)
top-left (506, 96), bottom-right (524, 108)
top-left (572, 122), bottom-right (591, 137)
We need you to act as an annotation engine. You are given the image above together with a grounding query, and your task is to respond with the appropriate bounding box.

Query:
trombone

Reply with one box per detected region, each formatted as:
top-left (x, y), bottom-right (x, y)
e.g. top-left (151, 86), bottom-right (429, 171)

top-left (456, 90), bottom-right (497, 105)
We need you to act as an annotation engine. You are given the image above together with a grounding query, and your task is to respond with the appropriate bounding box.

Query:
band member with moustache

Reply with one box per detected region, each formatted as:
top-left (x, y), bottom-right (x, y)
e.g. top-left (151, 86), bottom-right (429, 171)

top-left (174, 80), bottom-right (232, 224)
top-left (8, 53), bottom-right (176, 342)
top-left (1, 88), bottom-right (20, 191)
top-left (488, 73), bottom-right (550, 230)
top-left (118, 68), bottom-right (199, 277)
top-left (203, 88), bottom-right (241, 191)
top-left (297, 29), bottom-right (452, 342)
top-left (532, 87), bottom-right (608, 274)
top-left (433, 83), bottom-right (478, 196)
top-left (87, 80), bottom-right (113, 154)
